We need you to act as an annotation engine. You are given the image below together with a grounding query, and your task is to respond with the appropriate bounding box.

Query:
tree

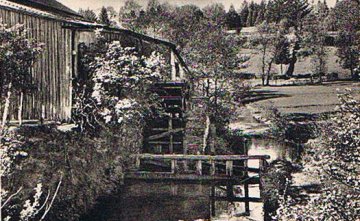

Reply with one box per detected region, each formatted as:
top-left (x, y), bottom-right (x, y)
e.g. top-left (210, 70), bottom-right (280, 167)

top-left (255, 0), bottom-right (267, 25)
top-left (334, 0), bottom-right (360, 79)
top-left (275, 89), bottom-right (360, 220)
top-left (239, 1), bottom-right (249, 27)
top-left (251, 22), bottom-right (289, 85)
top-left (79, 8), bottom-right (97, 22)
top-left (0, 23), bottom-right (61, 221)
top-left (303, 2), bottom-right (329, 83)
top-left (0, 24), bottom-right (43, 130)
top-left (73, 37), bottom-right (167, 131)
top-left (98, 7), bottom-right (111, 26)
top-left (144, 0), bottom-right (173, 37)
top-left (161, 4), bottom-right (203, 48)
top-left (226, 4), bottom-right (242, 30)
top-left (273, 35), bottom-right (291, 76)
top-left (119, 0), bottom-right (143, 31)
top-left (183, 8), bottom-right (245, 146)
top-left (119, 0), bottom-right (142, 20)
top-left (265, 0), bottom-right (312, 77)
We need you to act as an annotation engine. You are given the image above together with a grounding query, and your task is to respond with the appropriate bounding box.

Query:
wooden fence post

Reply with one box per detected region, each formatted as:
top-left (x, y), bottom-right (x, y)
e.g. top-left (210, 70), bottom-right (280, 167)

top-left (226, 160), bottom-right (233, 176)
top-left (196, 160), bottom-right (202, 175)
top-left (210, 160), bottom-right (216, 176)
top-left (171, 159), bottom-right (177, 174)
top-left (135, 156), bottom-right (141, 170)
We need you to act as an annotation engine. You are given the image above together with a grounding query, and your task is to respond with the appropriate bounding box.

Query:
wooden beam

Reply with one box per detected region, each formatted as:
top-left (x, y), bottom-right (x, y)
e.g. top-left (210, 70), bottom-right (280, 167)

top-left (211, 196), bottom-right (262, 203)
top-left (148, 141), bottom-right (182, 145)
top-left (133, 154), bottom-right (271, 161)
top-left (146, 128), bottom-right (184, 141)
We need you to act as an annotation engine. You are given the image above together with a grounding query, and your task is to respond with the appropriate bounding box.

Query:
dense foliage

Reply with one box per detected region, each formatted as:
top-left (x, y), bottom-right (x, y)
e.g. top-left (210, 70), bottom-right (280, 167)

top-left (275, 89), bottom-right (360, 220)
top-left (74, 34), bottom-right (166, 132)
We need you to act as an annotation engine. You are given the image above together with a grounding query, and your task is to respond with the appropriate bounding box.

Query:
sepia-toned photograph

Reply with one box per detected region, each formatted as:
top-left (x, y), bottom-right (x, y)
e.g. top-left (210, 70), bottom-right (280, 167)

top-left (0, 0), bottom-right (359, 220)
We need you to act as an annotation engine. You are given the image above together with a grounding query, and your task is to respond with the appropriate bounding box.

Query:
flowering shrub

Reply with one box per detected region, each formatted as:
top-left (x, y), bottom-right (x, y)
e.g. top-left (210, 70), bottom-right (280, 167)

top-left (275, 89), bottom-right (360, 220)
top-left (74, 39), bottom-right (167, 131)
top-left (1, 129), bottom-right (62, 221)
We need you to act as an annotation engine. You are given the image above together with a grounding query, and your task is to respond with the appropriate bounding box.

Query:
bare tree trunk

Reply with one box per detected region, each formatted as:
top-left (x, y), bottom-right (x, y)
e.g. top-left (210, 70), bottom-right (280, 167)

top-left (285, 41), bottom-right (300, 77)
top-left (261, 47), bottom-right (267, 86)
top-left (1, 82), bottom-right (12, 131)
top-left (210, 123), bottom-right (216, 155)
top-left (18, 91), bottom-right (24, 126)
top-left (266, 60), bottom-right (273, 86)
top-left (203, 115), bottom-right (210, 153)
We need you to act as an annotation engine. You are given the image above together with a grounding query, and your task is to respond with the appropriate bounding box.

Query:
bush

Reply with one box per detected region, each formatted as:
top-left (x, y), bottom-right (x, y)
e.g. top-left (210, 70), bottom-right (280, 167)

top-left (4, 124), bottom-right (142, 221)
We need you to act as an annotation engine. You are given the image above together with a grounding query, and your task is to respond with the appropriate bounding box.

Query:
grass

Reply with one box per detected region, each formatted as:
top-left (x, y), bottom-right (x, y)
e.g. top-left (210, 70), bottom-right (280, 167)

top-left (248, 81), bottom-right (360, 115)
top-left (239, 47), bottom-right (351, 79)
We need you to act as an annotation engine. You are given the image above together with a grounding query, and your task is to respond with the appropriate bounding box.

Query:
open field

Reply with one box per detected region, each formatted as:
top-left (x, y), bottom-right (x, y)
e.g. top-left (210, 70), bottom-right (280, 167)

top-left (240, 47), bottom-right (350, 79)
top-left (248, 81), bottom-right (360, 115)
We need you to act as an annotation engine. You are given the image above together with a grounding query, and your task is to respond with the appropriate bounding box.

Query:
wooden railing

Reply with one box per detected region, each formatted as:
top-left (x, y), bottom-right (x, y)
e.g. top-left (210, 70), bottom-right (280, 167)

top-left (133, 154), bottom-right (270, 178)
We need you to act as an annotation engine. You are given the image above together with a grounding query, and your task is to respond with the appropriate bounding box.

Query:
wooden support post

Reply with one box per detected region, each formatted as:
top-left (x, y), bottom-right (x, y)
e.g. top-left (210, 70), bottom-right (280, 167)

top-left (210, 186), bottom-right (216, 217)
top-left (169, 115), bottom-right (173, 154)
top-left (227, 183), bottom-right (234, 198)
top-left (171, 159), bottom-right (177, 174)
top-left (210, 160), bottom-right (216, 176)
top-left (135, 156), bottom-right (141, 170)
top-left (259, 159), bottom-right (266, 198)
top-left (244, 159), bottom-right (249, 177)
top-left (170, 50), bottom-right (176, 80)
top-left (155, 144), bottom-right (162, 154)
top-left (244, 182), bottom-right (250, 215)
top-left (226, 160), bottom-right (233, 176)
top-left (210, 123), bottom-right (216, 155)
top-left (196, 160), bottom-right (202, 175)
top-left (259, 159), bottom-right (265, 172)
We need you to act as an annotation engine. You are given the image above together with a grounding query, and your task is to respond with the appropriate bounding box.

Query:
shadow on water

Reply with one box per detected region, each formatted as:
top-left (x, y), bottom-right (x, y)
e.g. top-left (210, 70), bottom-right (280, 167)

top-left (81, 180), bottom-right (264, 221)
top-left (81, 133), bottom-right (304, 221)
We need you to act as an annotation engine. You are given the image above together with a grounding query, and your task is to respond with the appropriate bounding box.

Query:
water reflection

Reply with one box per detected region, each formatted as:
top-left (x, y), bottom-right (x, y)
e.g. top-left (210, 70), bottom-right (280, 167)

top-left (82, 136), bottom-right (299, 221)
top-left (247, 137), bottom-right (300, 164)
top-left (82, 181), bottom-right (264, 221)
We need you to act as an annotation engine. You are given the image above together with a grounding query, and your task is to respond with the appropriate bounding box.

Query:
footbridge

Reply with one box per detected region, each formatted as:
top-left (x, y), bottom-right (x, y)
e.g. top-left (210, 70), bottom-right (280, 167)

top-left (125, 154), bottom-right (270, 183)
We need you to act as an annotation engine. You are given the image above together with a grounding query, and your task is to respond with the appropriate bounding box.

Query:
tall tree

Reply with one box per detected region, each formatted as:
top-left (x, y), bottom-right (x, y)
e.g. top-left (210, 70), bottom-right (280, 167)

top-left (334, 0), bottom-right (360, 79)
top-left (303, 5), bottom-right (329, 82)
top-left (0, 24), bottom-right (43, 129)
top-left (246, 1), bottom-right (255, 26)
top-left (226, 4), bottom-right (242, 30)
top-left (119, 0), bottom-right (143, 31)
top-left (255, 0), bottom-right (267, 25)
top-left (240, 1), bottom-right (249, 27)
top-left (119, 0), bottom-right (142, 19)
top-left (267, 0), bottom-right (312, 76)
top-left (79, 8), bottom-right (97, 22)
top-left (99, 7), bottom-right (111, 26)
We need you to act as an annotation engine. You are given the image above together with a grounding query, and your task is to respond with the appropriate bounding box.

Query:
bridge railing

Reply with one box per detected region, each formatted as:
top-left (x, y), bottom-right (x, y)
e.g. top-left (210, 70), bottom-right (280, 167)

top-left (133, 154), bottom-right (270, 177)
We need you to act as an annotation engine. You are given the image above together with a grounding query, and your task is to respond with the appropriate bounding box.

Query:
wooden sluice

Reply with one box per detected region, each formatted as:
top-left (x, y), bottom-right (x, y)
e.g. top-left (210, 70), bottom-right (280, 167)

top-left (125, 154), bottom-right (270, 182)
top-left (143, 82), bottom-right (188, 154)
top-left (125, 154), bottom-right (270, 216)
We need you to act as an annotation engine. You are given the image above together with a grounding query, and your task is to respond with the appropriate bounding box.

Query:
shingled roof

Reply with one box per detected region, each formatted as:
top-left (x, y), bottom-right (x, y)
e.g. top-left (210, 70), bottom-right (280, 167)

top-left (7, 0), bottom-right (82, 18)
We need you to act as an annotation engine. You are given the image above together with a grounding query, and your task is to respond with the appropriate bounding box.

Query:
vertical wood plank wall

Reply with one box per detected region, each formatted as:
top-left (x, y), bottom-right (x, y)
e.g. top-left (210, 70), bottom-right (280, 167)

top-left (0, 8), bottom-right (74, 122)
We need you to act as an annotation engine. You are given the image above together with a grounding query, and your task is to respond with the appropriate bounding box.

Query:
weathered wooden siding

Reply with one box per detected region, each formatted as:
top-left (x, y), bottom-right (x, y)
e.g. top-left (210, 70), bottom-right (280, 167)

top-left (0, 7), bottom-right (74, 121)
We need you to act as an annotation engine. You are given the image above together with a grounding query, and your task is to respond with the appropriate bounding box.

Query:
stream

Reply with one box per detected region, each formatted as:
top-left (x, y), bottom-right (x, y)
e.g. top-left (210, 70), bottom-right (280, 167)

top-left (82, 107), bottom-right (300, 221)
top-left (82, 139), bottom-right (297, 221)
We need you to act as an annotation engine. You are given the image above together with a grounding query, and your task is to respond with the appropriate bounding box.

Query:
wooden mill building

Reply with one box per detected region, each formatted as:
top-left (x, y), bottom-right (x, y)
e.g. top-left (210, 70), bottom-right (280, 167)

top-left (0, 0), bottom-right (189, 122)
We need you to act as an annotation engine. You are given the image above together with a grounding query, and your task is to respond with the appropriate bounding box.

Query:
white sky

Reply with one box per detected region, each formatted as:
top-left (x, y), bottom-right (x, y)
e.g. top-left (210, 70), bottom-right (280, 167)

top-left (59, 0), bottom-right (337, 12)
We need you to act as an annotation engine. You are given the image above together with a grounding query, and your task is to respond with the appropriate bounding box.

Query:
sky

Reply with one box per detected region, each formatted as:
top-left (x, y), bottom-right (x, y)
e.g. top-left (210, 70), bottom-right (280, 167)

top-left (59, 0), bottom-right (337, 12)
